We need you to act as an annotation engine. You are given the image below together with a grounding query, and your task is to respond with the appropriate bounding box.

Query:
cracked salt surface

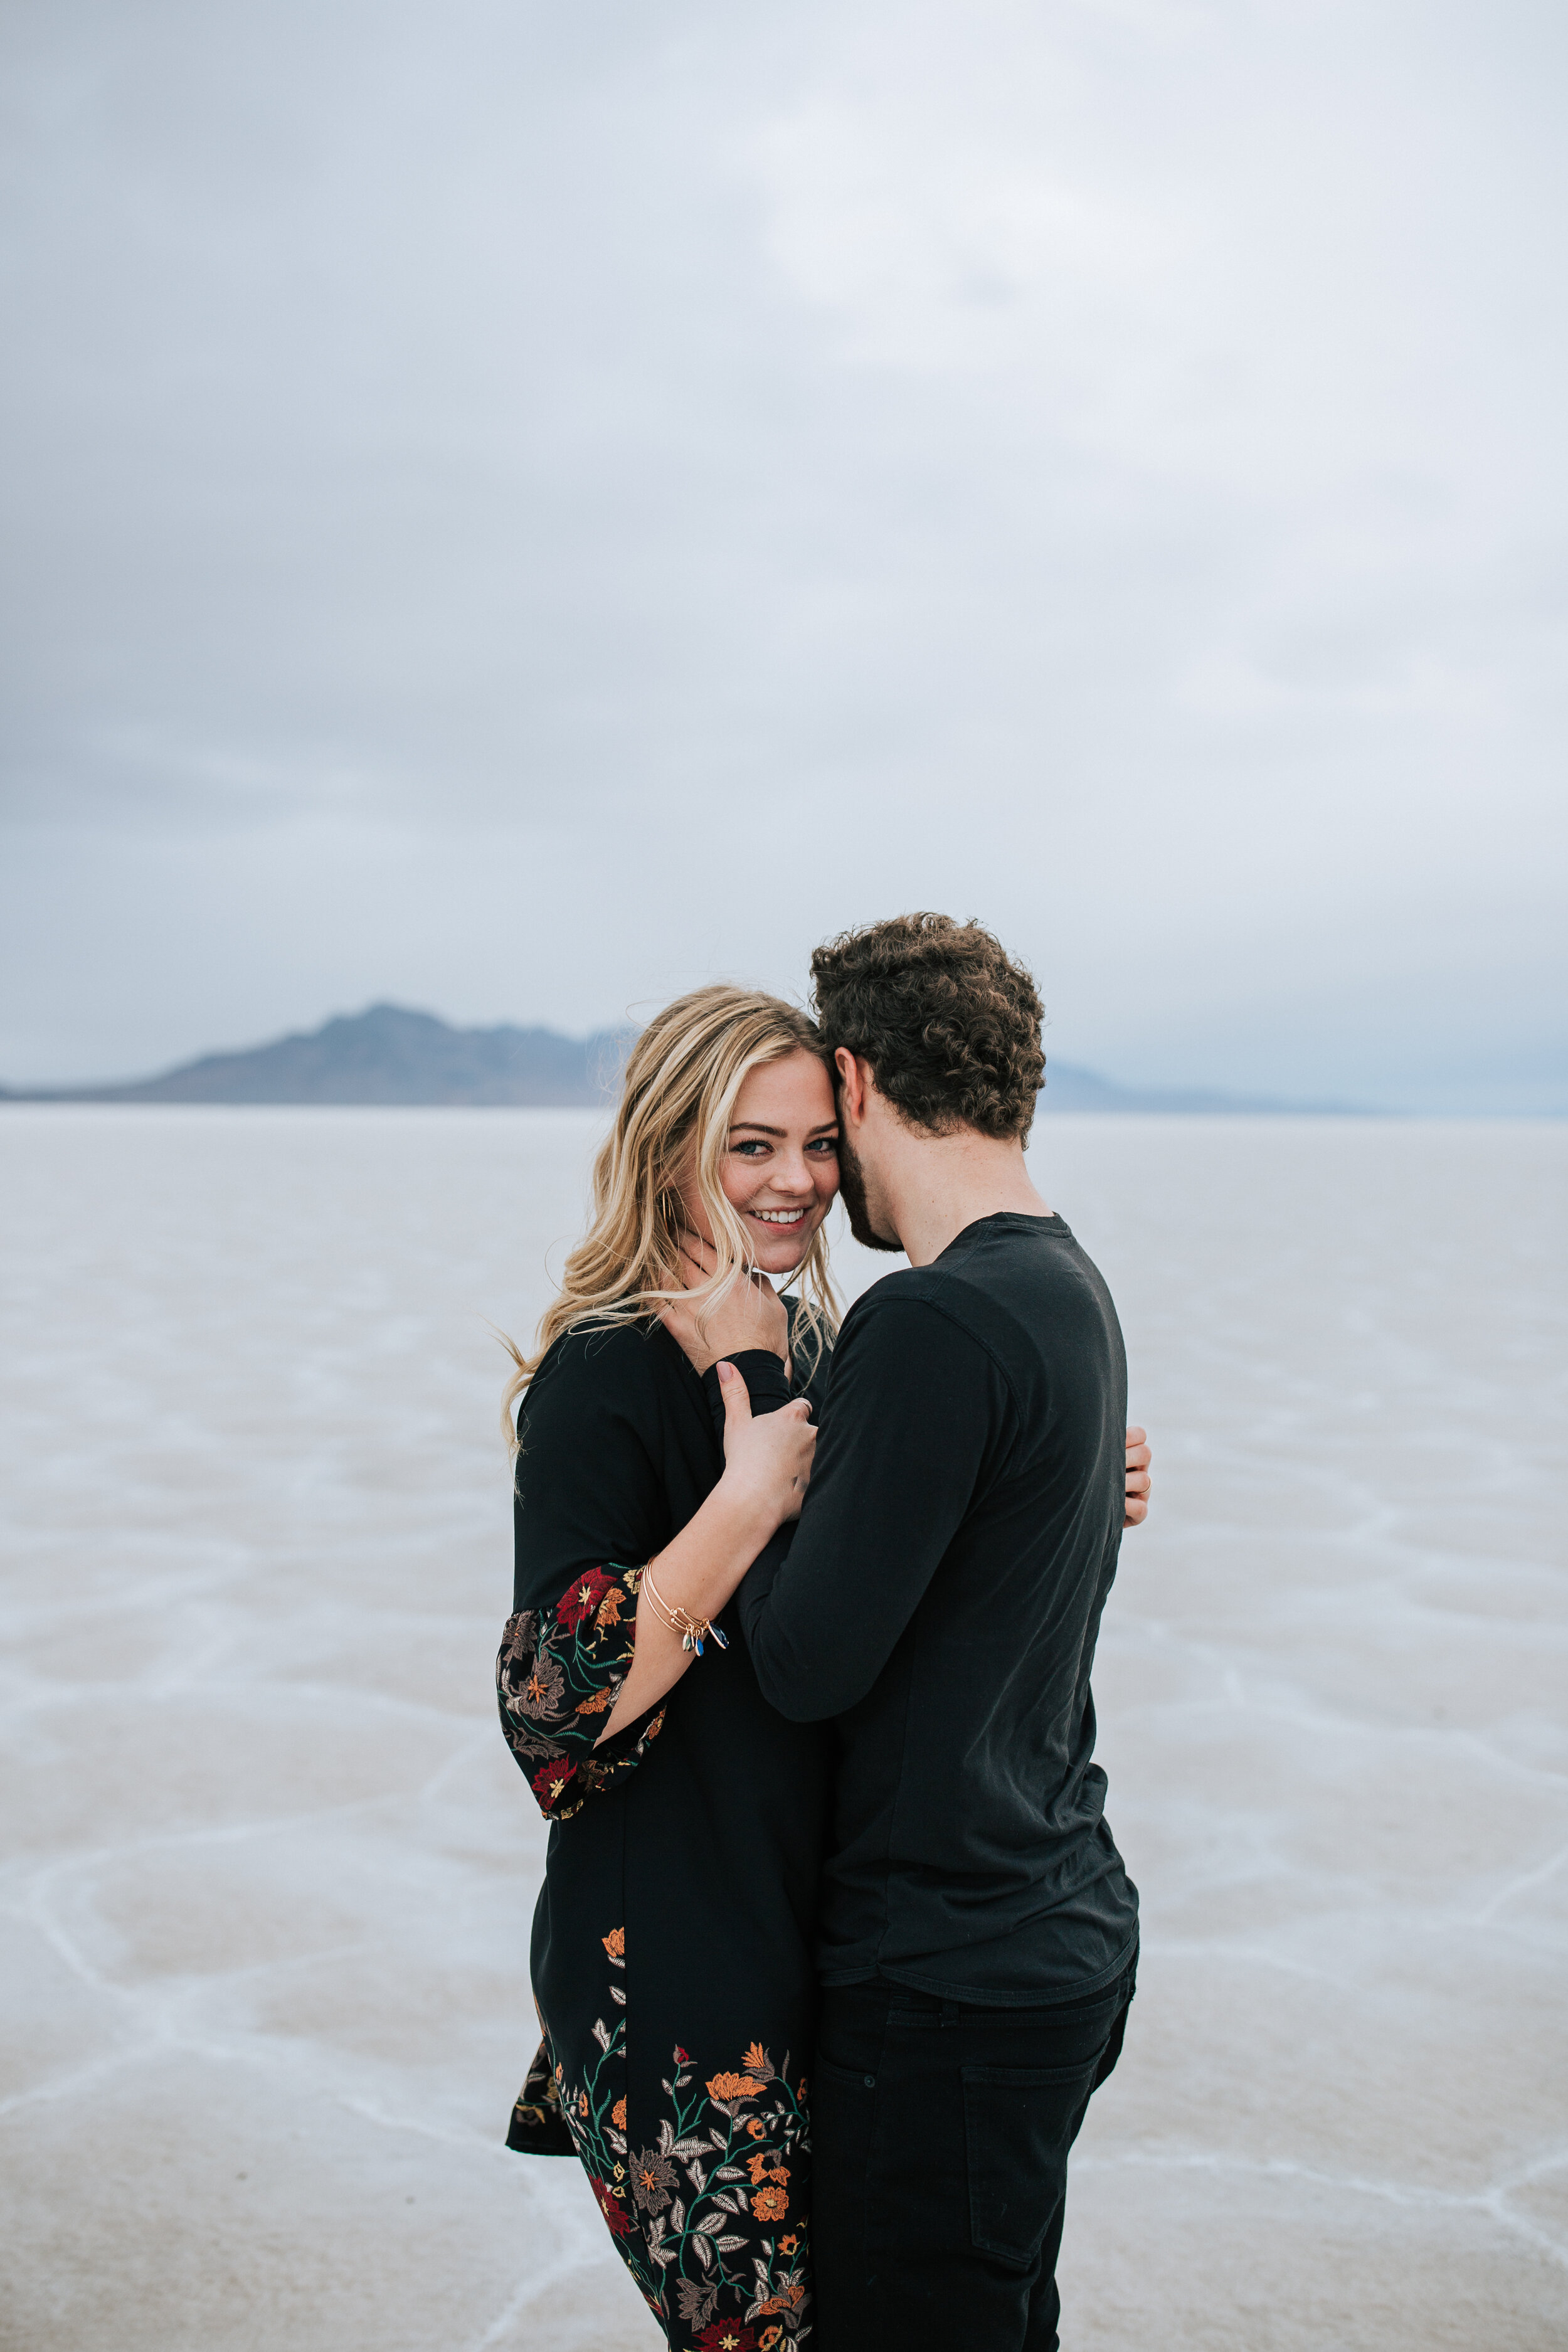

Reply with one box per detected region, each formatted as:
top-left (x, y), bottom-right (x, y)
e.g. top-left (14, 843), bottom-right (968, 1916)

top-left (1, 1107), bottom-right (1564, 2350)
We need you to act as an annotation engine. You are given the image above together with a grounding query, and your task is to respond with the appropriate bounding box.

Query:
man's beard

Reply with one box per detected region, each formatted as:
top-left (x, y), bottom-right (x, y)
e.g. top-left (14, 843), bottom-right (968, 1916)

top-left (835, 1128), bottom-right (903, 1253)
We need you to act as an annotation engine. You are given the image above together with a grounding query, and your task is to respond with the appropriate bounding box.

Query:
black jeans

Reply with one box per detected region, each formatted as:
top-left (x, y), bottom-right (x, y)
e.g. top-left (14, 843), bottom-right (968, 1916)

top-left (811, 1954), bottom-right (1136, 2352)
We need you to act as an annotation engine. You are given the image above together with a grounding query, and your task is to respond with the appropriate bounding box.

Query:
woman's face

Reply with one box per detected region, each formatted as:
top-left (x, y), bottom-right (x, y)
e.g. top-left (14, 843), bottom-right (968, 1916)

top-left (682, 1048), bottom-right (840, 1277)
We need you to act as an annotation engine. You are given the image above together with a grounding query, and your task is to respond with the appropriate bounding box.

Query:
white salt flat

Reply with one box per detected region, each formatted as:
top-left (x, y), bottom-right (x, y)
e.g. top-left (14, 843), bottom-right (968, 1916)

top-left (1, 1106), bottom-right (1564, 2350)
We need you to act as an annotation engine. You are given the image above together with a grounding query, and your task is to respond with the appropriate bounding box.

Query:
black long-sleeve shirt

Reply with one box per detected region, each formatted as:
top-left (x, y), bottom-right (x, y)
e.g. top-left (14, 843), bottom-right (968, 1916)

top-left (738, 1210), bottom-right (1139, 2004)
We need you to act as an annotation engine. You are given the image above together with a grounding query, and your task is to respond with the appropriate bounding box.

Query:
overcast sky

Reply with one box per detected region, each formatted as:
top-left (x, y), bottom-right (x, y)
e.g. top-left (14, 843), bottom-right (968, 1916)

top-left (2, 0), bottom-right (1564, 1108)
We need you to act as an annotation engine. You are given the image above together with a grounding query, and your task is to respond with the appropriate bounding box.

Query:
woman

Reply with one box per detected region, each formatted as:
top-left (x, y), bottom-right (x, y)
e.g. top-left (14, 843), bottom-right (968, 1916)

top-left (497, 985), bottom-right (1151, 2348)
top-left (499, 987), bottom-right (840, 2350)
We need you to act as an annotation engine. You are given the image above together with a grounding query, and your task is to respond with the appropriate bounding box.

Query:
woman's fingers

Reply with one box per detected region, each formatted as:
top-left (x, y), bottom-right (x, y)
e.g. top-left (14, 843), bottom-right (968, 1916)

top-left (660, 1275), bottom-right (789, 1372)
top-left (721, 1371), bottom-right (817, 1523)
top-left (674, 1268), bottom-right (790, 1369)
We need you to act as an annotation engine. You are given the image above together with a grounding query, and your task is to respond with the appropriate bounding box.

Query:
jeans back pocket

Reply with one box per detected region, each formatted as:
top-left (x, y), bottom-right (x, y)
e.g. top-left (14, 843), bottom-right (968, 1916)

top-left (960, 2060), bottom-right (1100, 2268)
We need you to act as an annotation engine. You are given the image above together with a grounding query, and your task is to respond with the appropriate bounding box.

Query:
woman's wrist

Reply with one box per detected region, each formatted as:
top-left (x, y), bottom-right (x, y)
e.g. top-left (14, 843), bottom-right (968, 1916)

top-left (709, 1464), bottom-right (785, 1550)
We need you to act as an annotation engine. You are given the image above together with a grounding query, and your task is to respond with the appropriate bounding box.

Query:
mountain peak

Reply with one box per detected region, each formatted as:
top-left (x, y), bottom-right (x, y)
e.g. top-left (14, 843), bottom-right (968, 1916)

top-left (2, 1004), bottom-right (632, 1106)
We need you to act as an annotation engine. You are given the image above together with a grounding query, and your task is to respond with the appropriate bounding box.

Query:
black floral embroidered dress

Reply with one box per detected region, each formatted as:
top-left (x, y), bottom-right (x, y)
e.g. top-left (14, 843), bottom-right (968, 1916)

top-left (497, 1318), bottom-right (830, 2348)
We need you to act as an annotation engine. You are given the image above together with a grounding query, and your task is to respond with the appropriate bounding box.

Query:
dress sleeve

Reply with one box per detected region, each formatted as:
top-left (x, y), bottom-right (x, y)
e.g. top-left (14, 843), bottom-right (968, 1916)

top-left (497, 1327), bottom-right (671, 1824)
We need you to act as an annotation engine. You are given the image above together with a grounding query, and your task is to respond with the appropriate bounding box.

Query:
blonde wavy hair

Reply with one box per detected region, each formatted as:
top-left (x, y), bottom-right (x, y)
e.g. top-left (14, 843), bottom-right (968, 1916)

top-left (502, 985), bottom-right (840, 1445)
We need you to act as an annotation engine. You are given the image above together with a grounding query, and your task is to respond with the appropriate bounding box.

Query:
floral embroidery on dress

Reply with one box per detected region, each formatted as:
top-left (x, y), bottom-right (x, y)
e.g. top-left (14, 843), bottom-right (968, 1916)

top-left (506, 2032), bottom-right (575, 2155)
top-left (497, 1565), bottom-right (666, 1821)
top-left (538, 1927), bottom-right (813, 2344)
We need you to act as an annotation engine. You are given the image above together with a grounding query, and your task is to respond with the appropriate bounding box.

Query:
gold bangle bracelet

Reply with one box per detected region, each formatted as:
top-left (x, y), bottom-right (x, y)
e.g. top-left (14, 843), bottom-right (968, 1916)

top-left (642, 1565), bottom-right (729, 1658)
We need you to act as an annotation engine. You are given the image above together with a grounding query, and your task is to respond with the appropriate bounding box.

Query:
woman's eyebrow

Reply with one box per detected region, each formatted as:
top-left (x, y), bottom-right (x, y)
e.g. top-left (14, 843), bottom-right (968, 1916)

top-left (727, 1120), bottom-right (840, 1138)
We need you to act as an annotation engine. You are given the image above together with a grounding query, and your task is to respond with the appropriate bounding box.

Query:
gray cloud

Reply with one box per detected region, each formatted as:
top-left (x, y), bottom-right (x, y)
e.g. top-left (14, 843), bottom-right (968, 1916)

top-left (2, 0), bottom-right (1564, 1106)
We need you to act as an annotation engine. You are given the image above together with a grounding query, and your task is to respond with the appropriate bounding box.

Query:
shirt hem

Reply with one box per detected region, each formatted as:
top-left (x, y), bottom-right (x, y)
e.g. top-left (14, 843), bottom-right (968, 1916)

top-left (818, 1927), bottom-right (1139, 2009)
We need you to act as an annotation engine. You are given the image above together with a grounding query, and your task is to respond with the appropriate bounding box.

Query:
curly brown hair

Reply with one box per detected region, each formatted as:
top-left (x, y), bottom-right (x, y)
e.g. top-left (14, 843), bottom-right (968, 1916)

top-left (809, 913), bottom-right (1046, 1140)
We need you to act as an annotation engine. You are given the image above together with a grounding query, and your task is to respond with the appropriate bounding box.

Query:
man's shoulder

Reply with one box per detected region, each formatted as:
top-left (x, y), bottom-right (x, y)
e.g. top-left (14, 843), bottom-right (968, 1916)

top-left (931, 1217), bottom-right (1111, 1325)
top-left (839, 1266), bottom-right (1004, 1359)
top-left (843, 1229), bottom-right (1108, 1372)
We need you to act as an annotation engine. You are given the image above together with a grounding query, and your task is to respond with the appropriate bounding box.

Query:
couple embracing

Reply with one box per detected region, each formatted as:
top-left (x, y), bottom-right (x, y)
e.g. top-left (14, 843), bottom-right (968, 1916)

top-left (499, 914), bottom-right (1150, 2352)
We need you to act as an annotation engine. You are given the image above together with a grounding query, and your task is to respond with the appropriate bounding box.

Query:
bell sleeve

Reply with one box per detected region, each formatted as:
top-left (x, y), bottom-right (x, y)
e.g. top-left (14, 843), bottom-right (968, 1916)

top-left (496, 1326), bottom-right (670, 1824)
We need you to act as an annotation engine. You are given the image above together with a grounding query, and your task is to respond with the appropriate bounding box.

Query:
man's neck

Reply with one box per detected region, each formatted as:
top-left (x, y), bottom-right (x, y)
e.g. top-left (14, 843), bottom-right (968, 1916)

top-left (883, 1131), bottom-right (1053, 1268)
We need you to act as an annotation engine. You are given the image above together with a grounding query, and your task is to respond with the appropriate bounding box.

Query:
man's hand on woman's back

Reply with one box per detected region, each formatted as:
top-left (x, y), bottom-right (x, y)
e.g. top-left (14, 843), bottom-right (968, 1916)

top-left (1124, 1426), bottom-right (1152, 1527)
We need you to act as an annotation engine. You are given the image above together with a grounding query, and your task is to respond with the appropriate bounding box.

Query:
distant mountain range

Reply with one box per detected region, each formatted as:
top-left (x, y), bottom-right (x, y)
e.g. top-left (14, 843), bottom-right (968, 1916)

top-left (0, 1002), bottom-right (1362, 1113)
top-left (0, 1005), bottom-right (629, 1106)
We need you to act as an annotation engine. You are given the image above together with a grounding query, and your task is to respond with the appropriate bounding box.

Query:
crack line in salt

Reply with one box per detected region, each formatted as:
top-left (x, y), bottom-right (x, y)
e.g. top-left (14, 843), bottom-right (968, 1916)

top-left (1073, 2145), bottom-right (1568, 2268)
top-left (1474, 1835), bottom-right (1568, 1926)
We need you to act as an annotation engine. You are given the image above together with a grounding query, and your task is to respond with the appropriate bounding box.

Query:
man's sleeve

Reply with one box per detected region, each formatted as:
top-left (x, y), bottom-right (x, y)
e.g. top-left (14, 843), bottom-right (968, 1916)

top-left (736, 1292), bottom-right (1007, 1720)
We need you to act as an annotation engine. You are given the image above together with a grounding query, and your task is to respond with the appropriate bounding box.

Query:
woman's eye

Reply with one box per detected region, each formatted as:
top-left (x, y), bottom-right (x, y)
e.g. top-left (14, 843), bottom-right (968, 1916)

top-left (807, 1138), bottom-right (839, 1156)
top-left (731, 1140), bottom-right (769, 1157)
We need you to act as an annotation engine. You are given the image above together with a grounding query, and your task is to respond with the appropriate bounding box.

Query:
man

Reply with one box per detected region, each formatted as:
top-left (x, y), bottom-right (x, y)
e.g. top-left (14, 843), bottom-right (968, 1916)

top-left (738, 913), bottom-right (1140, 2352)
